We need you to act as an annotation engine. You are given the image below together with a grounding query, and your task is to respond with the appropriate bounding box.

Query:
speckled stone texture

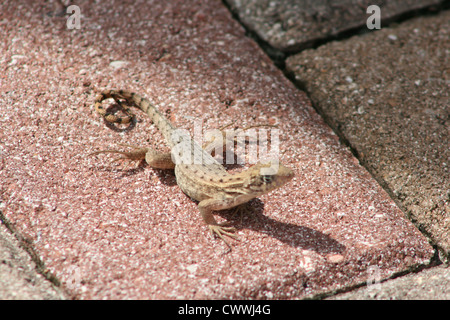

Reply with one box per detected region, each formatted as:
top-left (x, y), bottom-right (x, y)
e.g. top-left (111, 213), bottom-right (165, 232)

top-left (330, 265), bottom-right (450, 300)
top-left (0, 220), bottom-right (65, 299)
top-left (286, 11), bottom-right (449, 256)
top-left (225, 0), bottom-right (444, 51)
top-left (0, 0), bottom-right (433, 299)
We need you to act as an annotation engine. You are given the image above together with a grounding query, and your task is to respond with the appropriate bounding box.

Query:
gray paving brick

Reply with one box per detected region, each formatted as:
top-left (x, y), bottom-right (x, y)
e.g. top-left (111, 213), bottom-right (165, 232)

top-left (226, 0), bottom-right (444, 51)
top-left (330, 266), bottom-right (450, 299)
top-left (0, 219), bottom-right (65, 299)
top-left (286, 10), bottom-right (449, 257)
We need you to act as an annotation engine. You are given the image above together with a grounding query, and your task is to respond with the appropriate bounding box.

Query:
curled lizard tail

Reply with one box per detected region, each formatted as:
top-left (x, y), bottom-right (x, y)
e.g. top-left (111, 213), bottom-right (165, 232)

top-left (94, 89), bottom-right (136, 124)
top-left (94, 89), bottom-right (176, 145)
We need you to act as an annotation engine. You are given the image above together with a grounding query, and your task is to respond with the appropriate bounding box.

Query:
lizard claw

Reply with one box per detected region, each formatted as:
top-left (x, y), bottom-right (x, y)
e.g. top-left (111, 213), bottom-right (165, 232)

top-left (208, 224), bottom-right (239, 249)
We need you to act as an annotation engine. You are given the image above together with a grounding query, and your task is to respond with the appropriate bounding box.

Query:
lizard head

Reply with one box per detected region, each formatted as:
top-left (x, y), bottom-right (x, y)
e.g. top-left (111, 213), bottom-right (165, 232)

top-left (242, 161), bottom-right (294, 194)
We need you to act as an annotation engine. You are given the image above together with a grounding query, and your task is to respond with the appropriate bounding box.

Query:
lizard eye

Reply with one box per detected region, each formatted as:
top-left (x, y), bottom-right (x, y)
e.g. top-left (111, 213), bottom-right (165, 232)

top-left (262, 175), bottom-right (274, 184)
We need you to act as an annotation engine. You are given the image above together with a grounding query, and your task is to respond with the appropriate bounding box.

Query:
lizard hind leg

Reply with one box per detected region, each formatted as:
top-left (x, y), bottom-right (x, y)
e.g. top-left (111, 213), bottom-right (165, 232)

top-left (89, 145), bottom-right (149, 168)
top-left (90, 144), bottom-right (175, 170)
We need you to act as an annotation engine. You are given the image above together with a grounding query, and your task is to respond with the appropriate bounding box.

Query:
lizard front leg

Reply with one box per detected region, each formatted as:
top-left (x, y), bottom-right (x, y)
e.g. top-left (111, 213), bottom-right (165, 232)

top-left (198, 198), bottom-right (239, 249)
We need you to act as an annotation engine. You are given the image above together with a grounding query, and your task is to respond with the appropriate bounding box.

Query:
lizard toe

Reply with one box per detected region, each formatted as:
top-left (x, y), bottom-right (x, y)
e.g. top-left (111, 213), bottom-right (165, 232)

top-left (208, 224), bottom-right (239, 249)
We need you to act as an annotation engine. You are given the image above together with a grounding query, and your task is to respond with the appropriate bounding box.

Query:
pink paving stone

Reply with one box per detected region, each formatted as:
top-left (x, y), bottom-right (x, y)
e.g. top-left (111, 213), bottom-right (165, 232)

top-left (0, 1), bottom-right (433, 299)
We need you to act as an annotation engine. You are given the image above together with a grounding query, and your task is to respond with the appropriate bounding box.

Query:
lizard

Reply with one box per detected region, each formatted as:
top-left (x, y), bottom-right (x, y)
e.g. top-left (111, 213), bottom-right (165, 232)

top-left (91, 89), bottom-right (294, 249)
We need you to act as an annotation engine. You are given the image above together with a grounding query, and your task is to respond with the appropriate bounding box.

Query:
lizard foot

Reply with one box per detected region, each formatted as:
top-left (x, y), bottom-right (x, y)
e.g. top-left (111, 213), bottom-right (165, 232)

top-left (208, 224), bottom-right (238, 249)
